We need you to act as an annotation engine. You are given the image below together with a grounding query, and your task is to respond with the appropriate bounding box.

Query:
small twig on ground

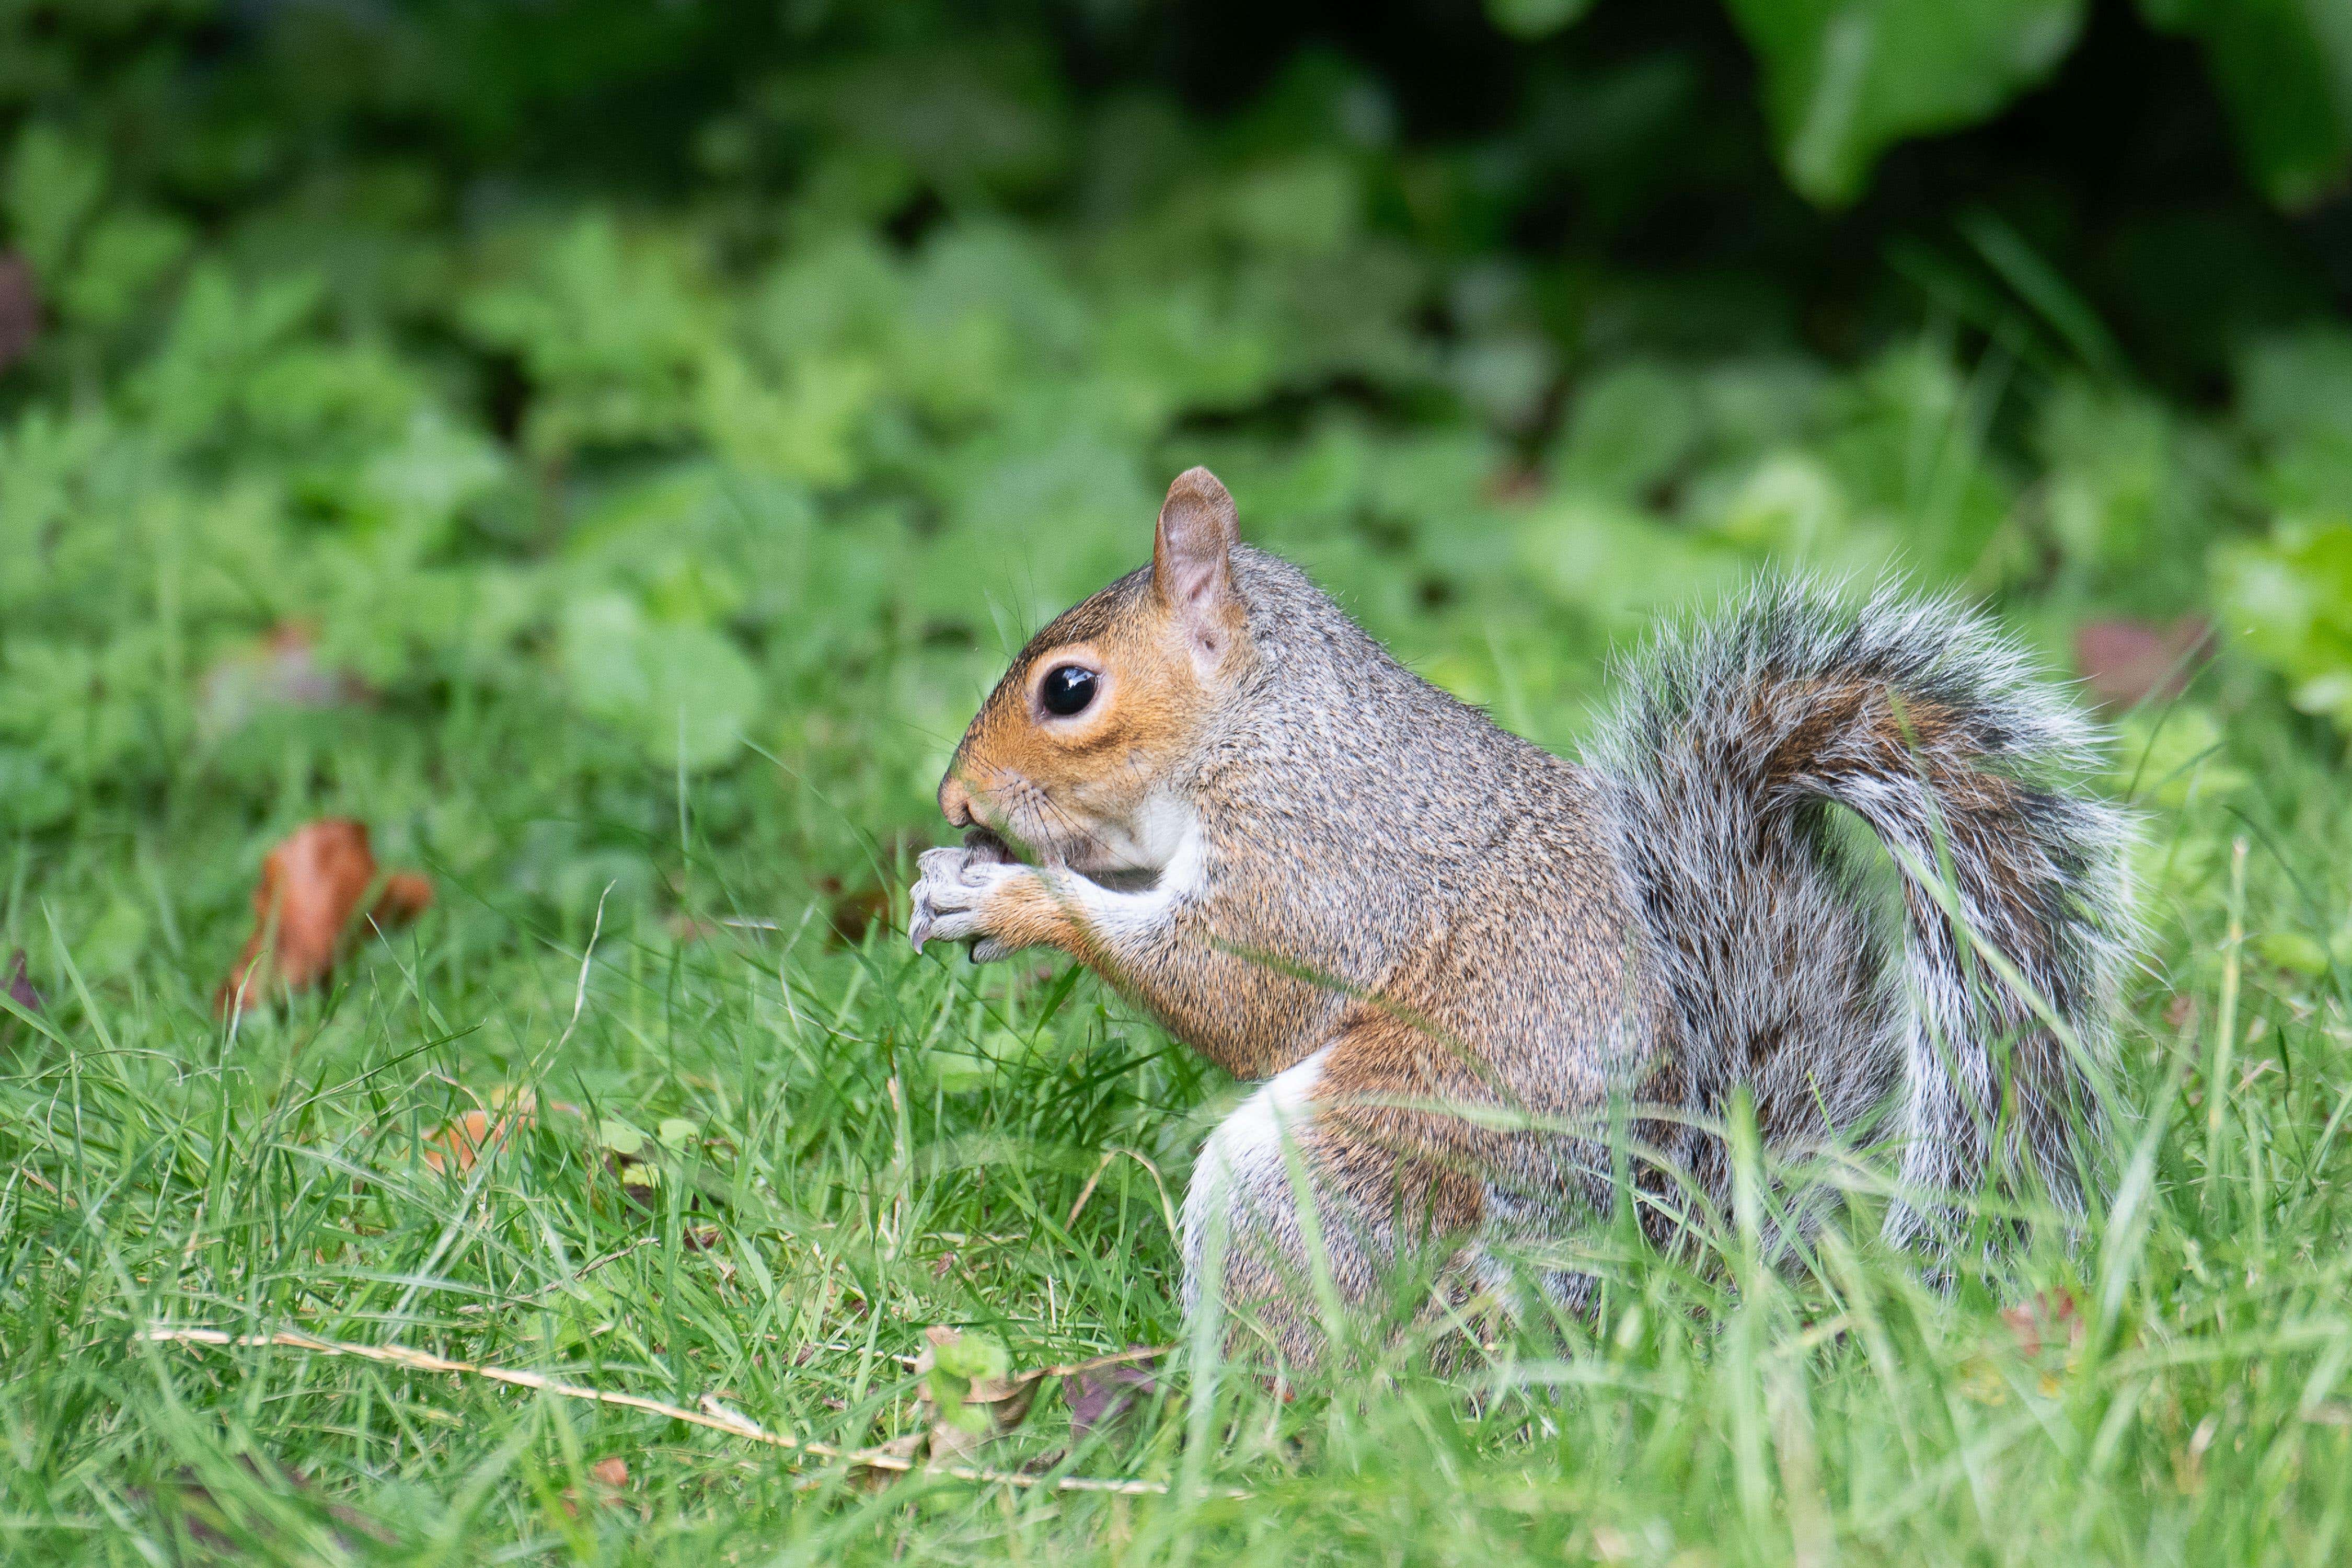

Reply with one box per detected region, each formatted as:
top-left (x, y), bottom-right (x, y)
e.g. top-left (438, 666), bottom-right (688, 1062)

top-left (781, 1339), bottom-right (1173, 1382)
top-left (1035, 1344), bottom-right (1175, 1382)
top-left (142, 1325), bottom-right (1189, 1496)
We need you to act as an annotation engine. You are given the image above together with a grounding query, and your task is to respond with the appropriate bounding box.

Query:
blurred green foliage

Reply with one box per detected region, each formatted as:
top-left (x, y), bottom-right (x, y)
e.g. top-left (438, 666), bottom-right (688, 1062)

top-left (2138, 0), bottom-right (2352, 210)
top-left (1489, 0), bottom-right (2352, 208)
top-left (0, 0), bottom-right (2345, 825)
top-left (1723, 0), bottom-right (2089, 205)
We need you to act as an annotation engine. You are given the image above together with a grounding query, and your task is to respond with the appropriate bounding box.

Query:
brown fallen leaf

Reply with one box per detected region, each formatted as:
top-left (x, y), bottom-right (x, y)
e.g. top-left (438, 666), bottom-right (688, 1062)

top-left (378, 871), bottom-right (434, 925)
top-left (1998, 1287), bottom-right (2083, 1361)
top-left (1064, 1353), bottom-right (1159, 1439)
top-left (847, 1429), bottom-right (927, 1491)
top-left (422, 1109), bottom-right (501, 1176)
top-left (418, 1089), bottom-right (584, 1177)
top-left (5, 948), bottom-right (39, 1014)
top-left (816, 875), bottom-right (891, 947)
top-left (2074, 618), bottom-right (2212, 711)
top-left (590, 1456), bottom-right (629, 1488)
top-left (915, 1325), bottom-right (1033, 1465)
top-left (0, 252), bottom-right (38, 376)
top-left (215, 820), bottom-right (432, 1017)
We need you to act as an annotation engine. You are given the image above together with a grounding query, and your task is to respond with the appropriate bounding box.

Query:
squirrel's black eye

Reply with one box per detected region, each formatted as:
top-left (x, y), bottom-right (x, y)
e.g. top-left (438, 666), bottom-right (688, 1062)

top-left (1040, 664), bottom-right (1098, 717)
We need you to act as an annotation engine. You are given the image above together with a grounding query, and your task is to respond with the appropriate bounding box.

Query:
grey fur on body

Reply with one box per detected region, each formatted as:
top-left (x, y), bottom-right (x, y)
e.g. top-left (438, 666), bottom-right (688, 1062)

top-left (1587, 580), bottom-right (2137, 1250)
top-left (920, 540), bottom-right (2137, 1358)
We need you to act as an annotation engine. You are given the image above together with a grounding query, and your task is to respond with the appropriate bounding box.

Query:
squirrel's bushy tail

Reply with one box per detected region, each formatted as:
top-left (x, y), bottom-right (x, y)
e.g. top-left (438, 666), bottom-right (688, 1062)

top-left (1589, 578), bottom-right (2136, 1243)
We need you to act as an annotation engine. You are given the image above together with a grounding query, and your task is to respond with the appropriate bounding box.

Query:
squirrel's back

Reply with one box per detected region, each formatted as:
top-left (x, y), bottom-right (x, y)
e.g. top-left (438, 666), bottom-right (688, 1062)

top-left (1207, 548), bottom-right (1658, 1080)
top-left (1152, 551), bottom-right (2137, 1243)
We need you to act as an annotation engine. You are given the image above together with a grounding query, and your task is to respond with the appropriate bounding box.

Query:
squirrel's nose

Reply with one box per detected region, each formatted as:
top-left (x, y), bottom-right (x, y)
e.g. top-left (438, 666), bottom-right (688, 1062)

top-left (938, 774), bottom-right (977, 828)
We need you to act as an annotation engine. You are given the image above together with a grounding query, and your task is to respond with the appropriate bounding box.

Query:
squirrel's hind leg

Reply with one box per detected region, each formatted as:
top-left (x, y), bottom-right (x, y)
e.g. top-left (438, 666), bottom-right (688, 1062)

top-left (1178, 1032), bottom-right (1488, 1369)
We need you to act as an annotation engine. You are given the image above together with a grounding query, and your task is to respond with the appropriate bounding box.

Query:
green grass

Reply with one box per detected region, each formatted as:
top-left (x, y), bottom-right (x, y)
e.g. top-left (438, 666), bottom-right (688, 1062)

top-left (5, 599), bottom-right (2352, 1564)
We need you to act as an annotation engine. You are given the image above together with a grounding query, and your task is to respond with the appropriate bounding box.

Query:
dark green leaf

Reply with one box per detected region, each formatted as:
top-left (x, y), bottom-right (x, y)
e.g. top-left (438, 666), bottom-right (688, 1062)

top-left (2139, 0), bottom-right (2352, 210)
top-left (1722, 0), bottom-right (2086, 205)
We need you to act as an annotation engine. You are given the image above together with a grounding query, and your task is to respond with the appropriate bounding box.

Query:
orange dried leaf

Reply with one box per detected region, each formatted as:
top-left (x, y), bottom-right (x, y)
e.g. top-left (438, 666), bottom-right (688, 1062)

top-left (215, 820), bottom-right (431, 1017)
top-left (422, 1110), bottom-right (496, 1175)
top-left (590, 1456), bottom-right (629, 1489)
top-left (419, 1089), bottom-right (551, 1175)
top-left (375, 872), bottom-right (435, 926)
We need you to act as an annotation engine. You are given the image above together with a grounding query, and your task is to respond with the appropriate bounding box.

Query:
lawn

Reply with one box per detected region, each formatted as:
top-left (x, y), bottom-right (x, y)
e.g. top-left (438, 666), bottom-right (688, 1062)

top-left (7, 3), bottom-right (2352, 1563)
top-left (8, 412), bottom-right (2352, 1566)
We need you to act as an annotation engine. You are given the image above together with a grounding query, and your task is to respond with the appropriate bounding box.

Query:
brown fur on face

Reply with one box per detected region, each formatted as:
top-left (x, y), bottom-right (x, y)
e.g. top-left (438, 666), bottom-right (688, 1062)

top-left (939, 467), bottom-right (1248, 879)
top-left (938, 569), bottom-right (1227, 877)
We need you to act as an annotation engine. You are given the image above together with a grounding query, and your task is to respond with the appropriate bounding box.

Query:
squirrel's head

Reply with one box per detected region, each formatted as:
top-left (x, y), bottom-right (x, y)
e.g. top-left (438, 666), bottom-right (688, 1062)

top-left (937, 466), bottom-right (1246, 879)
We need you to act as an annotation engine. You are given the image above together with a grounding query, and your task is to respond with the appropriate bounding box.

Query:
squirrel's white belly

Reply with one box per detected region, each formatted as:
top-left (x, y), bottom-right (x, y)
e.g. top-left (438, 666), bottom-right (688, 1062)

top-left (1067, 806), bottom-right (1206, 940)
top-left (1178, 1044), bottom-right (1330, 1298)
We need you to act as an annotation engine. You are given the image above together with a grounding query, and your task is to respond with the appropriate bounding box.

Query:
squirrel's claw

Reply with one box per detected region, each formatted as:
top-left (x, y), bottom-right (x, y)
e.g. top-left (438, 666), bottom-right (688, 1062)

top-left (912, 844), bottom-right (1020, 959)
top-left (909, 846), bottom-right (956, 953)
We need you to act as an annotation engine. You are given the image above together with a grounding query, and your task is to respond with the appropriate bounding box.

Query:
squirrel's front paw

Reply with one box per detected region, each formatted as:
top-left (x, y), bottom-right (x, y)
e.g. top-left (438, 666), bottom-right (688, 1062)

top-left (910, 842), bottom-right (1032, 963)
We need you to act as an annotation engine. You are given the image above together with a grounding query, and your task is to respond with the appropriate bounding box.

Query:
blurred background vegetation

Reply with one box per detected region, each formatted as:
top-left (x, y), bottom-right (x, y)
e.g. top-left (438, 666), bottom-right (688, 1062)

top-left (3, 0), bottom-right (2350, 991)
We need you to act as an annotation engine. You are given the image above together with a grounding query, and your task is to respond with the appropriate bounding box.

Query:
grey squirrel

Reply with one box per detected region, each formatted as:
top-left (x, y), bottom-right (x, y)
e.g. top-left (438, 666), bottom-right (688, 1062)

top-left (910, 466), bottom-right (2136, 1361)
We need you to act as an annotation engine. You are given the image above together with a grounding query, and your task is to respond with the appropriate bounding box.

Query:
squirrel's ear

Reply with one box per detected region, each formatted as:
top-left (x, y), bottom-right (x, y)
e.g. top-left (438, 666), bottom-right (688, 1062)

top-left (1153, 466), bottom-right (1241, 666)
